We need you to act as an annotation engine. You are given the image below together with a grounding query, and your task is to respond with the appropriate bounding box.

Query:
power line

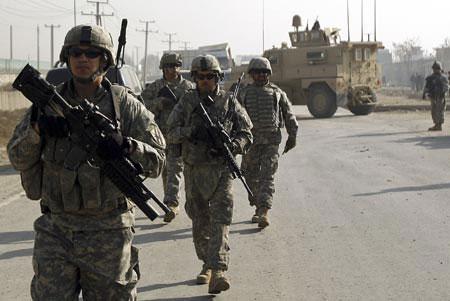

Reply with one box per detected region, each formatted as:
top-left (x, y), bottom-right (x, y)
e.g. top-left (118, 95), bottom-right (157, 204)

top-left (137, 20), bottom-right (157, 83)
top-left (81, 0), bottom-right (113, 26)
top-left (45, 24), bottom-right (61, 67)
top-left (162, 32), bottom-right (178, 51)
top-left (179, 41), bottom-right (191, 51)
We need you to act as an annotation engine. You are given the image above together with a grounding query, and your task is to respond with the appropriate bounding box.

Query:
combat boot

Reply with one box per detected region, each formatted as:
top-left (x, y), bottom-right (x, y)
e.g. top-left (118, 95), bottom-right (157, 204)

top-left (163, 205), bottom-right (179, 223)
top-left (428, 124), bottom-right (442, 131)
top-left (208, 270), bottom-right (230, 294)
top-left (196, 265), bottom-right (211, 285)
top-left (251, 208), bottom-right (259, 223)
top-left (258, 207), bottom-right (270, 229)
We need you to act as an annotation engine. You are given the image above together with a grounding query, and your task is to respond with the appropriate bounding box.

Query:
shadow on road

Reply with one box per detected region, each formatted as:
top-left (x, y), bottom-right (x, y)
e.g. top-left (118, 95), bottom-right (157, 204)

top-left (296, 114), bottom-right (354, 121)
top-left (354, 182), bottom-right (450, 197)
top-left (230, 228), bottom-right (261, 235)
top-left (394, 135), bottom-right (450, 150)
top-left (0, 248), bottom-right (33, 260)
top-left (339, 130), bottom-right (425, 139)
top-left (134, 227), bottom-right (192, 244)
top-left (141, 296), bottom-right (214, 301)
top-left (138, 279), bottom-right (198, 293)
top-left (0, 165), bottom-right (18, 175)
top-left (0, 230), bottom-right (34, 244)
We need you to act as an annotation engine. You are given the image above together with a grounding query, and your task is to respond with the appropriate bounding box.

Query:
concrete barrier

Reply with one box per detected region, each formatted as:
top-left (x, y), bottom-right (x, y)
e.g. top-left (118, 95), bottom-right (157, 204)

top-left (0, 91), bottom-right (30, 111)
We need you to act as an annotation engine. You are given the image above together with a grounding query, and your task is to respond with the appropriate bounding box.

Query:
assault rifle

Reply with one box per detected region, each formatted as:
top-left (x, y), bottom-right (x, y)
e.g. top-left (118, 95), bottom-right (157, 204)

top-left (197, 96), bottom-right (253, 197)
top-left (13, 64), bottom-right (169, 221)
top-left (157, 85), bottom-right (178, 103)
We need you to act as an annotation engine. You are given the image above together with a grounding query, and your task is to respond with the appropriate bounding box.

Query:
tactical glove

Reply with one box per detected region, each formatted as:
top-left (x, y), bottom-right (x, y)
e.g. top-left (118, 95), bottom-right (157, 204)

top-left (37, 115), bottom-right (70, 138)
top-left (96, 131), bottom-right (132, 160)
top-left (283, 135), bottom-right (296, 154)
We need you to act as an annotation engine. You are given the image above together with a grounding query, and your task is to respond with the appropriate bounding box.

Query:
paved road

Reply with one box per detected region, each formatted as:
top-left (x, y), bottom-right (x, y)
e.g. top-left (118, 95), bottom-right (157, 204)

top-left (1, 108), bottom-right (450, 300)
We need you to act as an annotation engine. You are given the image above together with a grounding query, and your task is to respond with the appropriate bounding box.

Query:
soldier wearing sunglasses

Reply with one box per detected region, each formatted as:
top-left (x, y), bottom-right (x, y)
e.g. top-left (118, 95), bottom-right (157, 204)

top-left (238, 57), bottom-right (299, 228)
top-left (141, 52), bottom-right (194, 223)
top-left (167, 55), bottom-right (253, 294)
top-left (8, 24), bottom-right (166, 300)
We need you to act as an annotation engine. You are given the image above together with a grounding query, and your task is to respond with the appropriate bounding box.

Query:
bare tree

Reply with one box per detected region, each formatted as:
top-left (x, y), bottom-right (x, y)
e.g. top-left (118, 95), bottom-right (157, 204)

top-left (440, 37), bottom-right (450, 48)
top-left (392, 38), bottom-right (423, 63)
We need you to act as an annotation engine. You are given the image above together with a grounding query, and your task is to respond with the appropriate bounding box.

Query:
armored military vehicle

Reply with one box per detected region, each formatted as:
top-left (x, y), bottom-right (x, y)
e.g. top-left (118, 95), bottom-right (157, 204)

top-left (229, 15), bottom-right (383, 118)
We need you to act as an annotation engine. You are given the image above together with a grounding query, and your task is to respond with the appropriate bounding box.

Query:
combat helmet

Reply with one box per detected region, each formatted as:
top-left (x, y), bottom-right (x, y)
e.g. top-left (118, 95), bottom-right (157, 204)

top-left (191, 54), bottom-right (223, 76)
top-left (59, 24), bottom-right (115, 71)
top-left (160, 52), bottom-right (182, 69)
top-left (432, 61), bottom-right (443, 70)
top-left (248, 57), bottom-right (272, 74)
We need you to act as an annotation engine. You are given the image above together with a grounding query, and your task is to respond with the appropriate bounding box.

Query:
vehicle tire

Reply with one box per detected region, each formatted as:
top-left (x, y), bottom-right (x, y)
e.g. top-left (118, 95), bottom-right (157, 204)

top-left (348, 104), bottom-right (375, 115)
top-left (348, 90), bottom-right (377, 116)
top-left (307, 85), bottom-right (337, 118)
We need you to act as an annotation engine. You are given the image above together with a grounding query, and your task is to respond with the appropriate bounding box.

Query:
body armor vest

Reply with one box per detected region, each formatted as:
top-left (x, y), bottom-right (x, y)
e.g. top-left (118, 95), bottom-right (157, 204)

top-left (40, 82), bottom-right (126, 214)
top-left (242, 84), bottom-right (281, 131)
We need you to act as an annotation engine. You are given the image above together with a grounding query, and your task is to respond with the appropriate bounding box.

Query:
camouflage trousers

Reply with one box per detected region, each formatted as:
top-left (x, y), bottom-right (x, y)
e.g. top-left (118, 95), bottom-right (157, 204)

top-left (241, 143), bottom-right (280, 209)
top-left (431, 96), bottom-right (446, 124)
top-left (184, 163), bottom-right (232, 271)
top-left (31, 214), bottom-right (139, 301)
top-left (162, 144), bottom-right (184, 207)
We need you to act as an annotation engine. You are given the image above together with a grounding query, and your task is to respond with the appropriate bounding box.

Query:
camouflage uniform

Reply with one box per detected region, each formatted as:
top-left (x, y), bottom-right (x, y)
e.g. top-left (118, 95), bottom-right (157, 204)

top-left (239, 57), bottom-right (298, 220)
top-left (423, 61), bottom-right (449, 128)
top-left (167, 55), bottom-right (252, 283)
top-left (7, 25), bottom-right (166, 301)
top-left (141, 54), bottom-right (194, 208)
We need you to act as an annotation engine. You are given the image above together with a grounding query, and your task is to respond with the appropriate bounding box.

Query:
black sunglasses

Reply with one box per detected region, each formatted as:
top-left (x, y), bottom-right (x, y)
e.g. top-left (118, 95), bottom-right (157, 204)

top-left (196, 73), bottom-right (217, 80)
top-left (163, 63), bottom-right (181, 68)
top-left (68, 47), bottom-right (103, 59)
top-left (252, 69), bottom-right (270, 75)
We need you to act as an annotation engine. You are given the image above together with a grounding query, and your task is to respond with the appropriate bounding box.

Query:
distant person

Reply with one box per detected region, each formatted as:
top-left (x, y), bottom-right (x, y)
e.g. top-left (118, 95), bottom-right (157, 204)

top-left (312, 20), bottom-right (321, 30)
top-left (141, 52), bottom-right (195, 223)
top-left (423, 61), bottom-right (449, 131)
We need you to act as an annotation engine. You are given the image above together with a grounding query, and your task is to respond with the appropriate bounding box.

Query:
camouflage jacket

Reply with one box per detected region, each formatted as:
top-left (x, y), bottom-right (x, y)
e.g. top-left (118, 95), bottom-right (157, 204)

top-left (166, 87), bottom-right (253, 166)
top-left (141, 76), bottom-right (194, 134)
top-left (424, 73), bottom-right (449, 99)
top-left (239, 82), bottom-right (298, 145)
top-left (7, 79), bottom-right (166, 231)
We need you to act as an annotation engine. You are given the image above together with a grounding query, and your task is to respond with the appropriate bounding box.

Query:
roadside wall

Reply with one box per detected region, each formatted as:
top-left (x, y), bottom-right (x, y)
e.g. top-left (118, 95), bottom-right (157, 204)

top-left (0, 91), bottom-right (29, 111)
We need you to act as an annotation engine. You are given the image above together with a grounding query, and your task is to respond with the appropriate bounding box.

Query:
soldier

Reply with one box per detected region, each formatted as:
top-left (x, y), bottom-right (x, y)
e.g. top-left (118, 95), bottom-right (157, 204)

top-left (167, 55), bottom-right (252, 294)
top-left (141, 52), bottom-right (194, 223)
top-left (7, 25), bottom-right (166, 300)
top-left (423, 61), bottom-right (449, 131)
top-left (238, 57), bottom-right (299, 228)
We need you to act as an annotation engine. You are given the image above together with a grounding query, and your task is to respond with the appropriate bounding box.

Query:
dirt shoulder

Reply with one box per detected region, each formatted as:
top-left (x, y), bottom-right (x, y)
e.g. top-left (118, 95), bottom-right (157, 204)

top-left (0, 109), bottom-right (27, 166)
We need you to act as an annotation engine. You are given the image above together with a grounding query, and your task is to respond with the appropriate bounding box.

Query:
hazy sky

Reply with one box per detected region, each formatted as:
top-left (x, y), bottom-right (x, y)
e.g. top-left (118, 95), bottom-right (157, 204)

top-left (0, 0), bottom-right (449, 62)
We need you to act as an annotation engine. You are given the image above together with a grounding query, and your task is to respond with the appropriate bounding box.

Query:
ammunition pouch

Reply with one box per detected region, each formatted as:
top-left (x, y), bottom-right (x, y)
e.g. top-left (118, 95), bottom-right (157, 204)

top-left (20, 161), bottom-right (43, 200)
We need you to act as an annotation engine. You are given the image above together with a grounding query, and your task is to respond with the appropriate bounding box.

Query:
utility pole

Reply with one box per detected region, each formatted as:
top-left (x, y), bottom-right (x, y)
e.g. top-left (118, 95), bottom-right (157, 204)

top-left (180, 41), bottom-right (190, 51)
top-left (361, 0), bottom-right (364, 42)
top-left (134, 46), bottom-right (141, 73)
top-left (262, 0), bottom-right (265, 53)
top-left (374, 0), bottom-right (377, 41)
top-left (74, 0), bottom-right (77, 26)
top-left (81, 0), bottom-right (113, 26)
top-left (9, 25), bottom-right (13, 61)
top-left (347, 0), bottom-right (351, 42)
top-left (162, 32), bottom-right (178, 51)
top-left (137, 20), bottom-right (157, 84)
top-left (37, 25), bottom-right (40, 70)
top-left (45, 24), bottom-right (61, 67)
